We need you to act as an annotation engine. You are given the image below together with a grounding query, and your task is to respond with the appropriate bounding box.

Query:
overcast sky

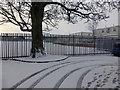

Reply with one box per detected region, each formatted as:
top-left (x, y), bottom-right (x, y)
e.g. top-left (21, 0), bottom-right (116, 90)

top-left (0, 9), bottom-right (119, 34)
top-left (50, 9), bottom-right (119, 35)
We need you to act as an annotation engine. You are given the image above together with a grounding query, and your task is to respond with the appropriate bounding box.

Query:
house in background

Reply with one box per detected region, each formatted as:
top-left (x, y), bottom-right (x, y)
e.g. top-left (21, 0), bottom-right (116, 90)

top-left (94, 25), bottom-right (120, 37)
top-left (70, 32), bottom-right (93, 37)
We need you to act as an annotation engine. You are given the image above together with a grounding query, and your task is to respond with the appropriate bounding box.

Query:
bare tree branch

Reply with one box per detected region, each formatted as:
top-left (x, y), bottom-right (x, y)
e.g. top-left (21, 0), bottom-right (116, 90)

top-left (0, 0), bottom-right (119, 32)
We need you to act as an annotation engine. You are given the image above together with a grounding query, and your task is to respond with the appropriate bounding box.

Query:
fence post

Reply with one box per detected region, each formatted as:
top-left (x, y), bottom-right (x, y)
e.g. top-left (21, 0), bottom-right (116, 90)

top-left (94, 36), bottom-right (96, 55)
top-left (73, 35), bottom-right (75, 56)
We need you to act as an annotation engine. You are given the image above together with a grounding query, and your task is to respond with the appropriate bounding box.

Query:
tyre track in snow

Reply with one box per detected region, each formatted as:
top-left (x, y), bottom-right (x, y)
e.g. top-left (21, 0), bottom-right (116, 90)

top-left (10, 59), bottom-right (95, 89)
top-left (76, 65), bottom-right (108, 88)
top-left (53, 63), bottom-right (116, 89)
top-left (28, 60), bottom-right (96, 89)
top-left (10, 61), bottom-right (71, 90)
top-left (76, 63), bottom-right (117, 89)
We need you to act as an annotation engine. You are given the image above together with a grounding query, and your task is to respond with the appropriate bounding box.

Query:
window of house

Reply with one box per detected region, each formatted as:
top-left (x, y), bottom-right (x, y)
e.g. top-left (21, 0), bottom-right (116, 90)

top-left (106, 28), bottom-right (110, 33)
top-left (113, 29), bottom-right (116, 31)
top-left (102, 30), bottom-right (104, 33)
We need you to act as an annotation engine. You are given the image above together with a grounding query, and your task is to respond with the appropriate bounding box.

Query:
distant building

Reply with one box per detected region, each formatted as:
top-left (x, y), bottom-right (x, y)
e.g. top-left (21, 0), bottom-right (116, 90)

top-left (70, 32), bottom-right (93, 36)
top-left (94, 25), bottom-right (120, 37)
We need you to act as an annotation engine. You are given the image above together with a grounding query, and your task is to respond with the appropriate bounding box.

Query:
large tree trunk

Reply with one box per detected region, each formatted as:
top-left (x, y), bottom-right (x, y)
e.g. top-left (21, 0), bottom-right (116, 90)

top-left (31, 2), bottom-right (46, 58)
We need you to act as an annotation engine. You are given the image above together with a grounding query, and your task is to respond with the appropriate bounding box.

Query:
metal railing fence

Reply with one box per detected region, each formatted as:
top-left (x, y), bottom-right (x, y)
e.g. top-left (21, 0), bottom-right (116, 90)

top-left (0, 33), bottom-right (118, 59)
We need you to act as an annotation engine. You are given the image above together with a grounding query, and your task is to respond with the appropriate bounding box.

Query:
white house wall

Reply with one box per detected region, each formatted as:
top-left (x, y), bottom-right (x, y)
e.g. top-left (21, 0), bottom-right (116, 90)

top-left (95, 25), bottom-right (120, 37)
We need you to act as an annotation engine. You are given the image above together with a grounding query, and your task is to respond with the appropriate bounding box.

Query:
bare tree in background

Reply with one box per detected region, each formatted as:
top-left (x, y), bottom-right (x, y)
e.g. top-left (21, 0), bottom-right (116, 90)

top-left (0, 0), bottom-right (119, 58)
top-left (88, 20), bottom-right (99, 54)
top-left (88, 20), bottom-right (98, 36)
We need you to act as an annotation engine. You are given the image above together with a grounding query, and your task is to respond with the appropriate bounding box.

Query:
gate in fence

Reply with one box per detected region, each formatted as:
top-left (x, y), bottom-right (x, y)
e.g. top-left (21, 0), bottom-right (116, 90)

top-left (0, 33), bottom-right (117, 59)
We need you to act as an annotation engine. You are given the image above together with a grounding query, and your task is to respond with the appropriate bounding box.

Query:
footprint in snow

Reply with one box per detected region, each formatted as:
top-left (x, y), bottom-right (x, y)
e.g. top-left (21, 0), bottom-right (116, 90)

top-left (95, 84), bottom-right (101, 88)
top-left (106, 76), bottom-right (109, 79)
top-left (100, 83), bottom-right (105, 87)
top-left (115, 85), bottom-right (120, 88)
top-left (94, 73), bottom-right (99, 75)
top-left (111, 66), bottom-right (114, 68)
top-left (115, 72), bottom-right (118, 75)
top-left (103, 71), bottom-right (106, 73)
top-left (93, 77), bottom-right (97, 81)
top-left (102, 78), bottom-right (108, 83)
top-left (87, 81), bottom-right (93, 87)
top-left (107, 72), bottom-right (112, 75)
top-left (98, 74), bottom-right (102, 77)
top-left (112, 78), bottom-right (117, 84)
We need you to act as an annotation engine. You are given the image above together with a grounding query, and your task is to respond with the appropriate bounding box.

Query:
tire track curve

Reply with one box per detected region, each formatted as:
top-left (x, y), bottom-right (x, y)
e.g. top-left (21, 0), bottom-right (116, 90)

top-left (27, 60), bottom-right (96, 89)
top-left (53, 63), bottom-right (116, 89)
top-left (10, 59), bottom-right (95, 89)
top-left (76, 66), bottom-right (104, 88)
top-left (76, 64), bottom-right (117, 89)
top-left (9, 61), bottom-right (71, 90)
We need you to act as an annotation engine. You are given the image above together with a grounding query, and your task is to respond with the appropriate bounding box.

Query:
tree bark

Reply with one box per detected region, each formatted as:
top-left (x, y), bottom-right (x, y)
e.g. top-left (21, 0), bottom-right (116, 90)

top-left (31, 2), bottom-right (45, 58)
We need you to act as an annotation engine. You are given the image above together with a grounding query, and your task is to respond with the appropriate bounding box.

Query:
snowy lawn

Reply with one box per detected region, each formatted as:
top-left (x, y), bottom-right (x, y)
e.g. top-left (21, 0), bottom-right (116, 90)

top-left (2, 55), bottom-right (119, 89)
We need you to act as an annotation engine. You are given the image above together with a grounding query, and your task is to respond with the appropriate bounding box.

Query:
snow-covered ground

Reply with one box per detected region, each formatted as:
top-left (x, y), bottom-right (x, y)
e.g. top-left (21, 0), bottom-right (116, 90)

top-left (2, 55), bottom-right (119, 89)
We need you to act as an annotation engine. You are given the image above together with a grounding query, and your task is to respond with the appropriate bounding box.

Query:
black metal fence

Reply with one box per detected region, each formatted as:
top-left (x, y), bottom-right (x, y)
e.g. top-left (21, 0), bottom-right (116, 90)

top-left (0, 33), bottom-right (118, 59)
top-left (0, 33), bottom-right (32, 59)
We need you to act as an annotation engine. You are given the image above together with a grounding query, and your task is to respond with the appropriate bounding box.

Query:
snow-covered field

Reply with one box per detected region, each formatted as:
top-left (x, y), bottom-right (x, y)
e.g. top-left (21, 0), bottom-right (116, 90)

top-left (2, 55), bottom-right (119, 89)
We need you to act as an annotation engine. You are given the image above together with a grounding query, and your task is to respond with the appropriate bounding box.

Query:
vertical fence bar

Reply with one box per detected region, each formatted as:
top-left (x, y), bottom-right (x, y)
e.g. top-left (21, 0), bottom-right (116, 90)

top-left (24, 33), bottom-right (25, 56)
top-left (3, 33), bottom-right (4, 58)
top-left (62, 35), bottom-right (64, 55)
top-left (14, 33), bottom-right (15, 58)
top-left (69, 35), bottom-right (71, 56)
top-left (21, 33), bottom-right (23, 57)
top-left (58, 35), bottom-right (60, 55)
top-left (28, 34), bottom-right (30, 56)
top-left (14, 33), bottom-right (16, 57)
top-left (1, 33), bottom-right (5, 58)
top-left (94, 36), bottom-right (96, 55)
top-left (73, 35), bottom-right (75, 56)
top-left (23, 34), bottom-right (24, 57)
top-left (8, 33), bottom-right (10, 58)
top-left (6, 34), bottom-right (8, 59)
top-left (3, 33), bottom-right (5, 58)
top-left (24, 34), bottom-right (28, 56)
top-left (78, 36), bottom-right (80, 55)
top-left (17, 33), bottom-right (18, 58)
top-left (85, 37), bottom-right (86, 55)
top-left (1, 33), bottom-right (3, 59)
